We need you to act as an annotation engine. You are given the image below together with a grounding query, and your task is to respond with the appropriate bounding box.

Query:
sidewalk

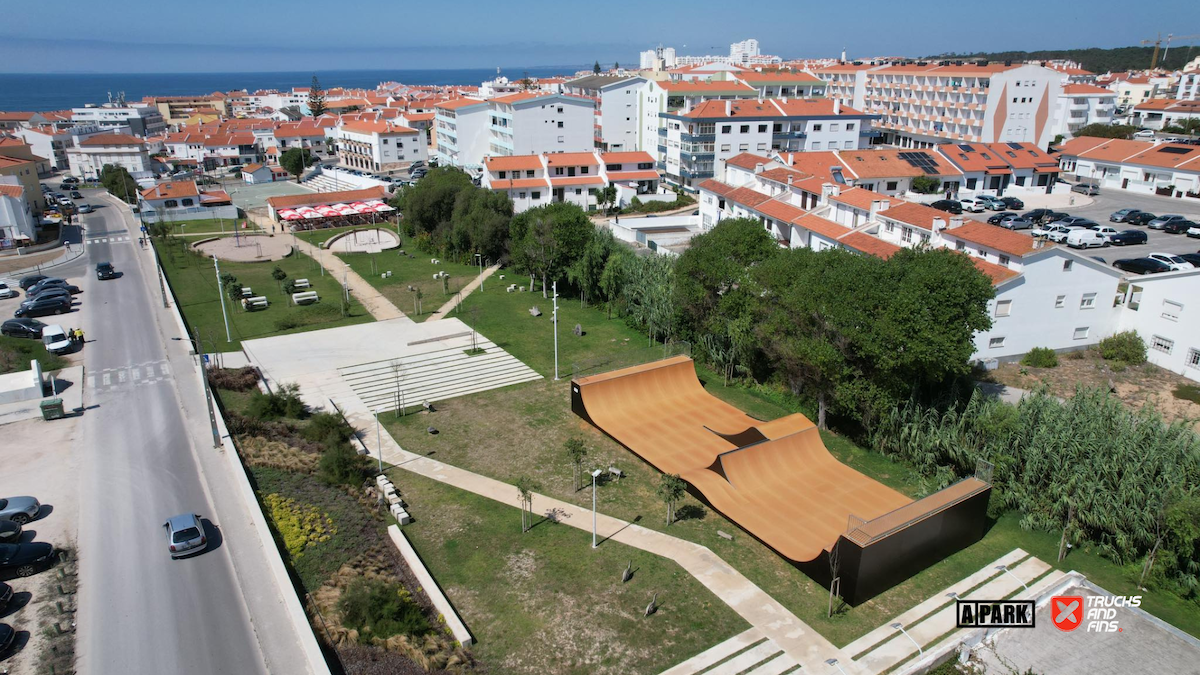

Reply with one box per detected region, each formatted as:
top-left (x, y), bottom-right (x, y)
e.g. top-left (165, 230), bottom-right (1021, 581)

top-left (425, 263), bottom-right (501, 321)
top-left (0, 230), bottom-right (86, 278)
top-left (289, 237), bottom-right (410, 322)
top-left (346, 402), bottom-right (865, 674)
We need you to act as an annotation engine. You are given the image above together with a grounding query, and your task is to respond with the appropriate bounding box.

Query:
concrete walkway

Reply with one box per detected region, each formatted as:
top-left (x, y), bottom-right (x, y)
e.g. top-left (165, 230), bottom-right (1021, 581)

top-left (289, 237), bottom-right (410, 322)
top-left (425, 263), bottom-right (502, 321)
top-left (350, 403), bottom-right (864, 674)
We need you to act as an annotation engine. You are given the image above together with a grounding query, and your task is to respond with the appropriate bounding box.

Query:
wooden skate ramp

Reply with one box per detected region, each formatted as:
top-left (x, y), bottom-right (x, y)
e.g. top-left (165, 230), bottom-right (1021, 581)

top-left (572, 357), bottom-right (991, 601)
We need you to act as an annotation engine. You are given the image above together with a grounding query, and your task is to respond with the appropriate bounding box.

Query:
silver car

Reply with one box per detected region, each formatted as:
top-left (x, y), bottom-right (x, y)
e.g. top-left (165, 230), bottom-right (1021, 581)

top-left (998, 216), bottom-right (1033, 230)
top-left (0, 496), bottom-right (41, 525)
top-left (1147, 215), bottom-right (1187, 230)
top-left (164, 513), bottom-right (207, 558)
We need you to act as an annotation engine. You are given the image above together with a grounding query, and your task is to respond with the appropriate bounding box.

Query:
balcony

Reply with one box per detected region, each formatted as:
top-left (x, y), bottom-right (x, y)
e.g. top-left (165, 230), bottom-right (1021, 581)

top-left (680, 132), bottom-right (715, 143)
top-left (658, 127), bottom-right (668, 137)
top-left (772, 130), bottom-right (807, 139)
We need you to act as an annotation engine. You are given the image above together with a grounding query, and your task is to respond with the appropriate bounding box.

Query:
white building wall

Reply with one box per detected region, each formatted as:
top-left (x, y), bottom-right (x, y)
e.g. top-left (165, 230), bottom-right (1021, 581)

top-left (599, 80), bottom-right (645, 152)
top-left (0, 188), bottom-right (36, 242)
top-left (1117, 272), bottom-right (1200, 381)
top-left (510, 97), bottom-right (593, 156)
top-left (1052, 93), bottom-right (1116, 138)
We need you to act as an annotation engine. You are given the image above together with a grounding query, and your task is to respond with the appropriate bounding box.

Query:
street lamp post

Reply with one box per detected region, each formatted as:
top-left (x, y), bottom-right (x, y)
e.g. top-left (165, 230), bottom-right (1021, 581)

top-left (213, 257), bottom-right (231, 343)
top-left (995, 564), bottom-right (1028, 591)
top-left (552, 281), bottom-right (560, 381)
top-left (173, 336), bottom-right (221, 448)
top-left (474, 253), bottom-right (484, 291)
top-left (375, 408), bottom-right (382, 473)
top-left (891, 623), bottom-right (922, 656)
top-left (825, 659), bottom-right (849, 675)
top-left (591, 468), bottom-right (603, 549)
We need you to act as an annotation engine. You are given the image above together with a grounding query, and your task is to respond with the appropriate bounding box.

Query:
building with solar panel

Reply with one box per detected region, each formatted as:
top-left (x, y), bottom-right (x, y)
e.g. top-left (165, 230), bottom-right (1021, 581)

top-left (1056, 137), bottom-right (1200, 198)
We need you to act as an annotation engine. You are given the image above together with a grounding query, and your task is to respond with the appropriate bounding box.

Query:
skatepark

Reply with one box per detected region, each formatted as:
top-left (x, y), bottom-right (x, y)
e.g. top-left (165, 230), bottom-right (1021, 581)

top-left (572, 356), bottom-right (992, 603)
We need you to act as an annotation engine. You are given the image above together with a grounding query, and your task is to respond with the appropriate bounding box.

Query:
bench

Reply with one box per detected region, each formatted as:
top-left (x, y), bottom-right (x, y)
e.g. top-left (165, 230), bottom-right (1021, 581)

top-left (506, 284), bottom-right (517, 293)
top-left (291, 290), bottom-right (319, 305)
top-left (717, 530), bottom-right (734, 541)
top-left (242, 296), bottom-right (268, 310)
top-left (293, 278), bottom-right (311, 289)
top-left (430, 258), bottom-right (440, 264)
top-left (241, 287), bottom-right (254, 297)
top-left (529, 306), bottom-right (542, 317)
top-left (608, 467), bottom-right (623, 481)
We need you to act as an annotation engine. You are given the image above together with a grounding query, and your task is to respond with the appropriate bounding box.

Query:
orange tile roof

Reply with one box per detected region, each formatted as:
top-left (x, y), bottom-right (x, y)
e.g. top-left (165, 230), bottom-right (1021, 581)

top-left (1132, 99), bottom-right (1200, 113)
top-left (1061, 84), bottom-right (1115, 96)
top-left (275, 123), bottom-right (325, 138)
top-left (1075, 138), bottom-right (1151, 163)
top-left (0, 112), bottom-right (36, 122)
top-left (680, 98), bottom-right (849, 119)
top-left (545, 152), bottom-right (598, 166)
top-left (737, 71), bottom-right (823, 84)
top-left (140, 181), bottom-right (199, 201)
top-left (945, 222), bottom-right (1036, 257)
top-left (341, 120), bottom-right (418, 135)
top-left (754, 198), bottom-right (808, 223)
top-left (599, 151), bottom-right (655, 163)
top-left (972, 257), bottom-right (1020, 284)
top-left (79, 133), bottom-right (145, 147)
top-left (0, 155), bottom-right (31, 168)
top-left (697, 178), bottom-right (736, 196)
top-left (839, 231), bottom-right (901, 259)
top-left (1124, 143), bottom-right (1200, 170)
top-left (434, 98), bottom-right (487, 111)
top-left (725, 185), bottom-right (773, 207)
top-left (937, 142), bottom-right (1014, 173)
top-left (242, 163), bottom-right (265, 172)
top-left (838, 149), bottom-right (959, 178)
top-left (792, 213), bottom-right (851, 240)
top-left (758, 166), bottom-right (810, 185)
top-left (490, 92), bottom-right (549, 104)
top-left (486, 155), bottom-right (544, 171)
top-left (878, 201), bottom-right (951, 230)
top-left (828, 186), bottom-right (890, 210)
top-left (491, 178), bottom-right (548, 189)
top-left (549, 176), bottom-right (605, 187)
top-left (726, 153), bottom-right (774, 170)
top-left (1052, 136), bottom-right (1110, 158)
top-left (988, 142), bottom-right (1058, 171)
top-left (0, 184), bottom-right (25, 198)
top-left (607, 170), bottom-right (661, 181)
top-left (656, 81), bottom-right (757, 94)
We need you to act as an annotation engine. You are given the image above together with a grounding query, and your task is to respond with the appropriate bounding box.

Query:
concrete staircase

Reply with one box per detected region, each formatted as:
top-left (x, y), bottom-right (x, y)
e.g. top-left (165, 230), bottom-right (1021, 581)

top-left (338, 337), bottom-right (541, 412)
top-left (301, 173), bottom-right (345, 193)
top-left (659, 628), bottom-right (801, 675)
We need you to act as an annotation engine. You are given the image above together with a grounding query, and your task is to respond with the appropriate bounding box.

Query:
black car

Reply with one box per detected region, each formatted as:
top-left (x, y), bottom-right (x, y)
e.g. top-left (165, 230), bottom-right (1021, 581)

top-left (1024, 208), bottom-right (1067, 224)
top-left (0, 542), bottom-right (54, 578)
top-left (1126, 211), bottom-right (1157, 226)
top-left (96, 262), bottom-right (117, 280)
top-left (25, 279), bottom-right (80, 297)
top-left (0, 581), bottom-right (12, 612)
top-left (0, 318), bottom-right (46, 339)
top-left (1162, 219), bottom-right (1195, 234)
top-left (1179, 253), bottom-right (1200, 267)
top-left (1108, 229), bottom-right (1148, 246)
top-left (22, 288), bottom-right (73, 307)
top-left (17, 274), bottom-right (48, 291)
top-left (0, 622), bottom-right (13, 657)
top-left (1000, 196), bottom-right (1024, 209)
top-left (0, 521), bottom-right (19, 544)
top-left (987, 211), bottom-right (1019, 225)
top-left (1112, 258), bottom-right (1172, 275)
top-left (930, 199), bottom-right (963, 214)
top-left (13, 297), bottom-right (71, 318)
top-left (70, 191), bottom-right (83, 199)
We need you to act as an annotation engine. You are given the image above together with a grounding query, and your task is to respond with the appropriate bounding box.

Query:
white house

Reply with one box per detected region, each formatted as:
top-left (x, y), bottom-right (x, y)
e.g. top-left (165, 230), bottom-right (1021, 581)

top-left (1130, 99), bottom-right (1200, 131)
top-left (241, 163), bottom-right (290, 184)
top-left (1052, 84), bottom-right (1117, 139)
top-left (337, 120), bottom-right (424, 173)
top-left (1118, 271), bottom-right (1200, 381)
top-left (434, 98), bottom-right (491, 170)
top-left (138, 181), bottom-right (238, 223)
top-left (488, 92), bottom-right (595, 158)
top-left (1057, 137), bottom-right (1200, 199)
top-left (0, 180), bottom-right (36, 245)
top-left (66, 133), bottom-right (153, 180)
top-left (561, 75), bottom-right (647, 152)
top-left (482, 150), bottom-right (662, 213)
top-left (70, 103), bottom-right (165, 137)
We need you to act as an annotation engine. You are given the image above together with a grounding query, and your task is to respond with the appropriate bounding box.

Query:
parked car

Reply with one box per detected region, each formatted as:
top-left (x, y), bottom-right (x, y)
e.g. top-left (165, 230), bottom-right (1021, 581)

top-left (1046, 226), bottom-right (1075, 243)
top-left (13, 296), bottom-right (71, 318)
top-left (1162, 219), bottom-right (1195, 234)
top-left (1186, 225), bottom-right (1200, 239)
top-left (1024, 208), bottom-right (1067, 224)
top-left (17, 274), bottom-right (48, 291)
top-left (164, 513), bottom-right (208, 559)
top-left (1113, 257), bottom-right (1172, 274)
top-left (0, 282), bottom-right (17, 300)
top-left (69, 191), bottom-right (82, 200)
top-left (40, 325), bottom-right (72, 355)
top-left (1147, 215), bottom-right (1188, 230)
top-left (1089, 225), bottom-right (1121, 238)
top-left (25, 279), bottom-right (80, 297)
top-left (976, 196), bottom-right (1008, 210)
top-left (60, 176), bottom-right (78, 185)
top-left (0, 318), bottom-right (46, 338)
top-left (0, 542), bottom-right (54, 578)
top-left (1071, 182), bottom-right (1100, 195)
top-left (998, 215), bottom-right (1034, 230)
top-left (78, 203), bottom-right (94, 214)
top-left (1179, 253), bottom-right (1200, 267)
top-left (930, 199), bottom-right (963, 214)
top-left (0, 497), bottom-right (40, 525)
top-left (1110, 208), bottom-right (1147, 223)
top-left (96, 262), bottom-right (117, 280)
top-left (986, 211), bottom-right (1019, 224)
top-left (1108, 229), bottom-right (1149, 246)
top-left (1000, 196), bottom-right (1024, 209)
top-left (1147, 252), bottom-right (1195, 271)
top-left (0, 521), bottom-right (20, 544)
top-left (1057, 216), bottom-right (1095, 228)
top-left (0, 581), bottom-right (11, 612)
top-left (1067, 229), bottom-right (1109, 249)
top-left (958, 198), bottom-right (986, 213)
top-left (21, 288), bottom-right (72, 308)
top-left (1133, 129), bottom-right (1156, 139)
top-left (1127, 211), bottom-right (1157, 226)
top-left (0, 622), bottom-right (13, 656)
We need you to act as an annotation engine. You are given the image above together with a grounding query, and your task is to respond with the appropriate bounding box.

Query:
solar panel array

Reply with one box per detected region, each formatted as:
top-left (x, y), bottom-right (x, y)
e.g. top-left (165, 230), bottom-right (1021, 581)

top-left (1007, 142), bottom-right (1024, 150)
top-left (958, 144), bottom-right (975, 152)
top-left (1157, 146), bottom-right (1192, 155)
top-left (897, 151), bottom-right (942, 173)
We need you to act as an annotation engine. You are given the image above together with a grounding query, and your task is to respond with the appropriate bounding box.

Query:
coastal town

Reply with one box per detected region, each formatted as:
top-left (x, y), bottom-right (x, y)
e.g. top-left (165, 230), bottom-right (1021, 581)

top-left (1, 28), bottom-right (1200, 675)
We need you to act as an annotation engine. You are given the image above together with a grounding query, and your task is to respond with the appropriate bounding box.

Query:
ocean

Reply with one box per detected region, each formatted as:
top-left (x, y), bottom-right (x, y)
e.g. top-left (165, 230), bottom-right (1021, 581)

top-left (0, 67), bottom-right (586, 112)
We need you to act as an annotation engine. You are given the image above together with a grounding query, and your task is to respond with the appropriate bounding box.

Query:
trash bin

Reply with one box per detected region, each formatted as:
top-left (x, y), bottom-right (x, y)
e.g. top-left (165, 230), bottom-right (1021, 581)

top-left (40, 398), bottom-right (65, 421)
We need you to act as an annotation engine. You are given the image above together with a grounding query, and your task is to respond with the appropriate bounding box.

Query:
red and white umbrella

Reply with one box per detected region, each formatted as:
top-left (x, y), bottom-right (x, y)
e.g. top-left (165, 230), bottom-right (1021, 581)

top-left (317, 205), bottom-right (339, 217)
top-left (298, 208), bottom-right (322, 219)
top-left (334, 203), bottom-right (356, 215)
top-left (277, 209), bottom-right (300, 219)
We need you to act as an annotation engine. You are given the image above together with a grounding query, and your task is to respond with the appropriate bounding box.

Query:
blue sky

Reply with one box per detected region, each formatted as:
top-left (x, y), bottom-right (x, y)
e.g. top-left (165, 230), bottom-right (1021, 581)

top-left (0, 0), bottom-right (1193, 73)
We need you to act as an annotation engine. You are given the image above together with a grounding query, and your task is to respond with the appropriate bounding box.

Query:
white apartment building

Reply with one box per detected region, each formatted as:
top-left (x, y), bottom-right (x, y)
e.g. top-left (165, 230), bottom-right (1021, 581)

top-left (561, 75), bottom-right (648, 152)
top-left (13, 124), bottom-right (109, 170)
top-left (1131, 99), bottom-right (1200, 131)
top-left (482, 150), bottom-right (660, 213)
top-left (66, 133), bottom-right (153, 180)
top-left (70, 103), bottom-right (165, 137)
top-left (1179, 69), bottom-right (1200, 101)
top-left (817, 61), bottom-right (1063, 148)
top-left (640, 46), bottom-right (677, 70)
top-left (337, 120), bottom-right (425, 173)
top-left (1052, 84), bottom-right (1116, 138)
top-left (0, 181), bottom-right (36, 244)
top-left (434, 98), bottom-right (491, 170)
top-left (735, 71), bottom-right (827, 98)
top-left (488, 92), bottom-right (594, 158)
top-left (659, 98), bottom-right (878, 189)
top-left (274, 121), bottom-right (337, 160)
top-left (1118, 272), bottom-right (1200, 382)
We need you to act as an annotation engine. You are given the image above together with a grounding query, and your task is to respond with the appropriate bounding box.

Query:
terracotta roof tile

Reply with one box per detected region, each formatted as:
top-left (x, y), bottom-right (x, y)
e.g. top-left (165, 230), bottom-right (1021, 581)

top-left (267, 186), bottom-right (387, 209)
top-left (878, 201), bottom-right (951, 230)
top-left (972, 257), bottom-right (1020, 284)
top-left (79, 133), bottom-right (145, 147)
top-left (945, 222), bottom-right (1036, 257)
top-left (791, 213), bottom-right (851, 239)
top-left (838, 231), bottom-right (901, 259)
top-left (545, 152), bottom-right (599, 166)
top-left (599, 151), bottom-right (655, 164)
top-left (828, 187), bottom-right (891, 210)
top-left (140, 181), bottom-right (199, 201)
top-left (486, 155), bottom-right (544, 171)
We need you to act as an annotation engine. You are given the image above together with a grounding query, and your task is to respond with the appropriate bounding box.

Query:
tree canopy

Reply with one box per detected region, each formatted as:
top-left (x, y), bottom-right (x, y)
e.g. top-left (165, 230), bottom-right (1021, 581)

top-left (393, 166), bottom-right (513, 261)
top-left (307, 75), bottom-right (327, 117)
top-left (1074, 123), bottom-right (1138, 140)
top-left (279, 147), bottom-right (315, 182)
top-left (100, 164), bottom-right (139, 203)
top-left (509, 202), bottom-right (593, 297)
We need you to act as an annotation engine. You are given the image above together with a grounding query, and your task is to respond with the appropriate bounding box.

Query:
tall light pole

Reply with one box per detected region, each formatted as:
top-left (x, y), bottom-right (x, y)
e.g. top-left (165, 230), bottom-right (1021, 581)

top-left (891, 623), bottom-right (922, 656)
top-left (474, 252), bottom-right (484, 291)
top-left (375, 408), bottom-right (382, 473)
top-left (825, 659), bottom-right (849, 675)
top-left (213, 257), bottom-right (231, 343)
top-left (591, 468), bottom-right (603, 548)
top-left (552, 281), bottom-right (560, 381)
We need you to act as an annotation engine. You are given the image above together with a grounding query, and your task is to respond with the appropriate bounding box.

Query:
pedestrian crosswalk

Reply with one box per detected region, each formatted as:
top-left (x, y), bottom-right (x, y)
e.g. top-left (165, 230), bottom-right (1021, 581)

top-left (87, 360), bottom-right (172, 393)
top-left (86, 235), bottom-right (132, 243)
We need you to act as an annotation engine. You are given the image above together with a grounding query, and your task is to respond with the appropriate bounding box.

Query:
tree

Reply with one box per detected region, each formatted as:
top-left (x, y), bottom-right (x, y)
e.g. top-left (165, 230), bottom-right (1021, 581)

top-left (449, 185), bottom-right (513, 261)
top-left (271, 266), bottom-right (287, 291)
top-left (509, 202), bottom-right (593, 297)
top-left (515, 476), bottom-right (537, 532)
top-left (594, 61), bottom-right (602, 74)
top-left (568, 228), bottom-right (619, 307)
top-left (279, 147), bottom-right (315, 183)
top-left (597, 185), bottom-right (618, 213)
top-left (614, 61), bottom-right (620, 71)
top-left (673, 217), bottom-right (778, 343)
top-left (910, 175), bottom-right (941, 194)
top-left (598, 248), bottom-right (631, 319)
top-left (1074, 123), bottom-right (1138, 140)
top-left (395, 166), bottom-right (474, 236)
top-left (100, 164), bottom-right (139, 204)
top-left (308, 75), bottom-right (327, 117)
top-left (565, 438), bottom-right (588, 492)
top-left (622, 253), bottom-right (676, 343)
top-left (657, 474), bottom-right (686, 525)
top-left (1164, 118), bottom-right (1200, 136)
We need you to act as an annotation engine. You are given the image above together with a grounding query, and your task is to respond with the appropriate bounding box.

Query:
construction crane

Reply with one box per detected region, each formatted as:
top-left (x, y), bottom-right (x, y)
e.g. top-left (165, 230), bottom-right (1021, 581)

top-left (1142, 33), bottom-right (1200, 69)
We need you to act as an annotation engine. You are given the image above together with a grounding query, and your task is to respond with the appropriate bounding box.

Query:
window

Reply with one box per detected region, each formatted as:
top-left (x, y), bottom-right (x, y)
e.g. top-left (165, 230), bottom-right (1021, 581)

top-left (886, 181), bottom-right (898, 191)
top-left (1187, 348), bottom-right (1200, 369)
top-left (842, 140), bottom-right (852, 149)
top-left (557, 121), bottom-right (564, 128)
top-left (1080, 293), bottom-right (1096, 309)
top-left (519, 192), bottom-right (526, 199)
top-left (555, 167), bottom-right (564, 176)
top-left (164, 199), bottom-right (178, 208)
top-left (637, 162), bottom-right (653, 170)
top-left (739, 143), bottom-right (749, 151)
top-left (606, 163), bottom-right (621, 171)
top-left (382, 139), bottom-right (389, 145)
top-left (1055, 295), bottom-right (1066, 308)
top-left (757, 143), bottom-right (767, 151)
top-left (575, 188), bottom-right (582, 194)
top-left (995, 300), bottom-right (1012, 317)
top-left (556, 107), bottom-right (563, 113)
top-left (989, 337), bottom-right (1006, 349)
top-left (830, 123), bottom-right (840, 132)
top-left (846, 123), bottom-right (855, 131)
top-left (740, 125), bottom-right (750, 133)
top-left (956, 241), bottom-right (966, 251)
top-left (722, 125), bottom-right (731, 133)
top-left (581, 166), bottom-right (588, 174)
top-left (758, 124), bottom-right (768, 133)
top-left (812, 141), bottom-right (822, 150)
top-left (1152, 336), bottom-right (1174, 354)
top-left (902, 227), bottom-right (913, 243)
top-left (721, 144), bottom-right (731, 152)
top-left (997, 255), bottom-right (1010, 266)
top-left (812, 124), bottom-right (823, 132)
top-left (1162, 300), bottom-right (1183, 321)
top-left (1073, 327), bottom-right (1090, 340)
top-left (885, 222), bottom-right (894, 233)
top-left (1062, 260), bottom-right (1073, 271)
top-left (557, 136), bottom-right (564, 142)
top-left (498, 171), bottom-right (507, 179)
top-left (773, 123), bottom-right (782, 133)
top-left (531, 191), bottom-right (541, 199)
top-left (526, 170), bottom-right (535, 178)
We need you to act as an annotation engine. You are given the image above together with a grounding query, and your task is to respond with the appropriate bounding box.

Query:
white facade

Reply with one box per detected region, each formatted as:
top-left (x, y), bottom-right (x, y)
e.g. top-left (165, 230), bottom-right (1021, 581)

top-left (495, 94), bottom-right (595, 157)
top-left (0, 180), bottom-right (36, 243)
top-left (1057, 138), bottom-right (1200, 198)
top-left (66, 134), bottom-right (153, 180)
top-left (337, 121), bottom-right (425, 173)
top-left (434, 99), bottom-right (491, 170)
top-left (1118, 271), bottom-right (1200, 382)
top-left (1180, 71), bottom-right (1199, 101)
top-left (596, 79), bottom-right (646, 152)
top-left (70, 104), bottom-right (165, 137)
top-left (1052, 85), bottom-right (1116, 138)
top-left (14, 125), bottom-right (108, 170)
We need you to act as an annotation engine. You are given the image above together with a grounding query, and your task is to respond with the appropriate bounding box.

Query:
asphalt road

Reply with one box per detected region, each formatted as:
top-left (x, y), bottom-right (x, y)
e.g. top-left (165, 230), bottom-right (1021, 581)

top-left (64, 189), bottom-right (269, 674)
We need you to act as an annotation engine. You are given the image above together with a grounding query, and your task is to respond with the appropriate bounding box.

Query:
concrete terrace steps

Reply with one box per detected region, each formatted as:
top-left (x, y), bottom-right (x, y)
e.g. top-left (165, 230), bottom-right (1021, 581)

top-left (343, 346), bottom-right (538, 397)
top-left (338, 338), bottom-right (505, 377)
top-left (357, 366), bottom-right (540, 410)
top-left (658, 628), bottom-right (800, 675)
top-left (340, 342), bottom-right (513, 385)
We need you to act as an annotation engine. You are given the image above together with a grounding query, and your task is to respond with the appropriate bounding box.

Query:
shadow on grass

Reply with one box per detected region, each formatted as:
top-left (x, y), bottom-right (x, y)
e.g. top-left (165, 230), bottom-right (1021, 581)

top-left (675, 504), bottom-right (706, 522)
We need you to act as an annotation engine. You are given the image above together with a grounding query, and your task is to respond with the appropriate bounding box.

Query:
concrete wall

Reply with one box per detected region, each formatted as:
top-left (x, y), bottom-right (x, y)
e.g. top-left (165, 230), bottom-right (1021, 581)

top-left (511, 97), bottom-right (594, 156)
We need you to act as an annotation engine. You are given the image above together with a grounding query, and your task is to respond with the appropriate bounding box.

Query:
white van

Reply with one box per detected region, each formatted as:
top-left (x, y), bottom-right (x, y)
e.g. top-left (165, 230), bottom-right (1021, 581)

top-left (1066, 229), bottom-right (1108, 249)
top-left (41, 324), bottom-right (73, 354)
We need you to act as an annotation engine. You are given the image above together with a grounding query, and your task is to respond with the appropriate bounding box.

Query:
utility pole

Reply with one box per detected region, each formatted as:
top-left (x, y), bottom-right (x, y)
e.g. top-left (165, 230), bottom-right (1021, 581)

top-left (552, 281), bottom-right (560, 380)
top-left (214, 257), bottom-right (231, 343)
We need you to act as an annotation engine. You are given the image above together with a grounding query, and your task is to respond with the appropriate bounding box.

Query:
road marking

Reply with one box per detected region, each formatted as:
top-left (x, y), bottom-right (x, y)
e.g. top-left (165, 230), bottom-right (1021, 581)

top-left (160, 364), bottom-right (170, 376)
top-left (131, 367), bottom-right (140, 380)
top-left (117, 370), bottom-right (127, 383)
top-left (87, 375), bottom-right (95, 389)
top-left (102, 373), bottom-right (111, 386)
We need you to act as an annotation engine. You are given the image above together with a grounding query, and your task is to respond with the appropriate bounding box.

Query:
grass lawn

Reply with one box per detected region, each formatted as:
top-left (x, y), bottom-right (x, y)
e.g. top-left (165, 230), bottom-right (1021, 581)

top-left (291, 225), bottom-right (365, 248)
top-left (0, 334), bottom-right (68, 374)
top-left (154, 237), bottom-right (373, 351)
top-left (144, 217), bottom-right (257, 235)
top-left (336, 250), bottom-right (479, 322)
top-left (389, 468), bottom-right (750, 675)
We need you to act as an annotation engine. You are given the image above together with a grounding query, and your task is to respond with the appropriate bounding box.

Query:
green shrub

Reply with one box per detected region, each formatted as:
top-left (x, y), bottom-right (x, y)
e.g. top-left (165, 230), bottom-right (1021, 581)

top-left (246, 383), bottom-right (309, 420)
top-left (1020, 347), bottom-right (1058, 368)
top-left (274, 316), bottom-right (302, 331)
top-left (338, 577), bottom-right (430, 639)
top-left (1172, 384), bottom-right (1200, 404)
top-left (911, 175), bottom-right (941, 194)
top-left (318, 442), bottom-right (369, 486)
top-left (226, 282), bottom-right (244, 302)
top-left (1097, 331), bottom-right (1146, 365)
top-left (302, 411), bottom-right (356, 445)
